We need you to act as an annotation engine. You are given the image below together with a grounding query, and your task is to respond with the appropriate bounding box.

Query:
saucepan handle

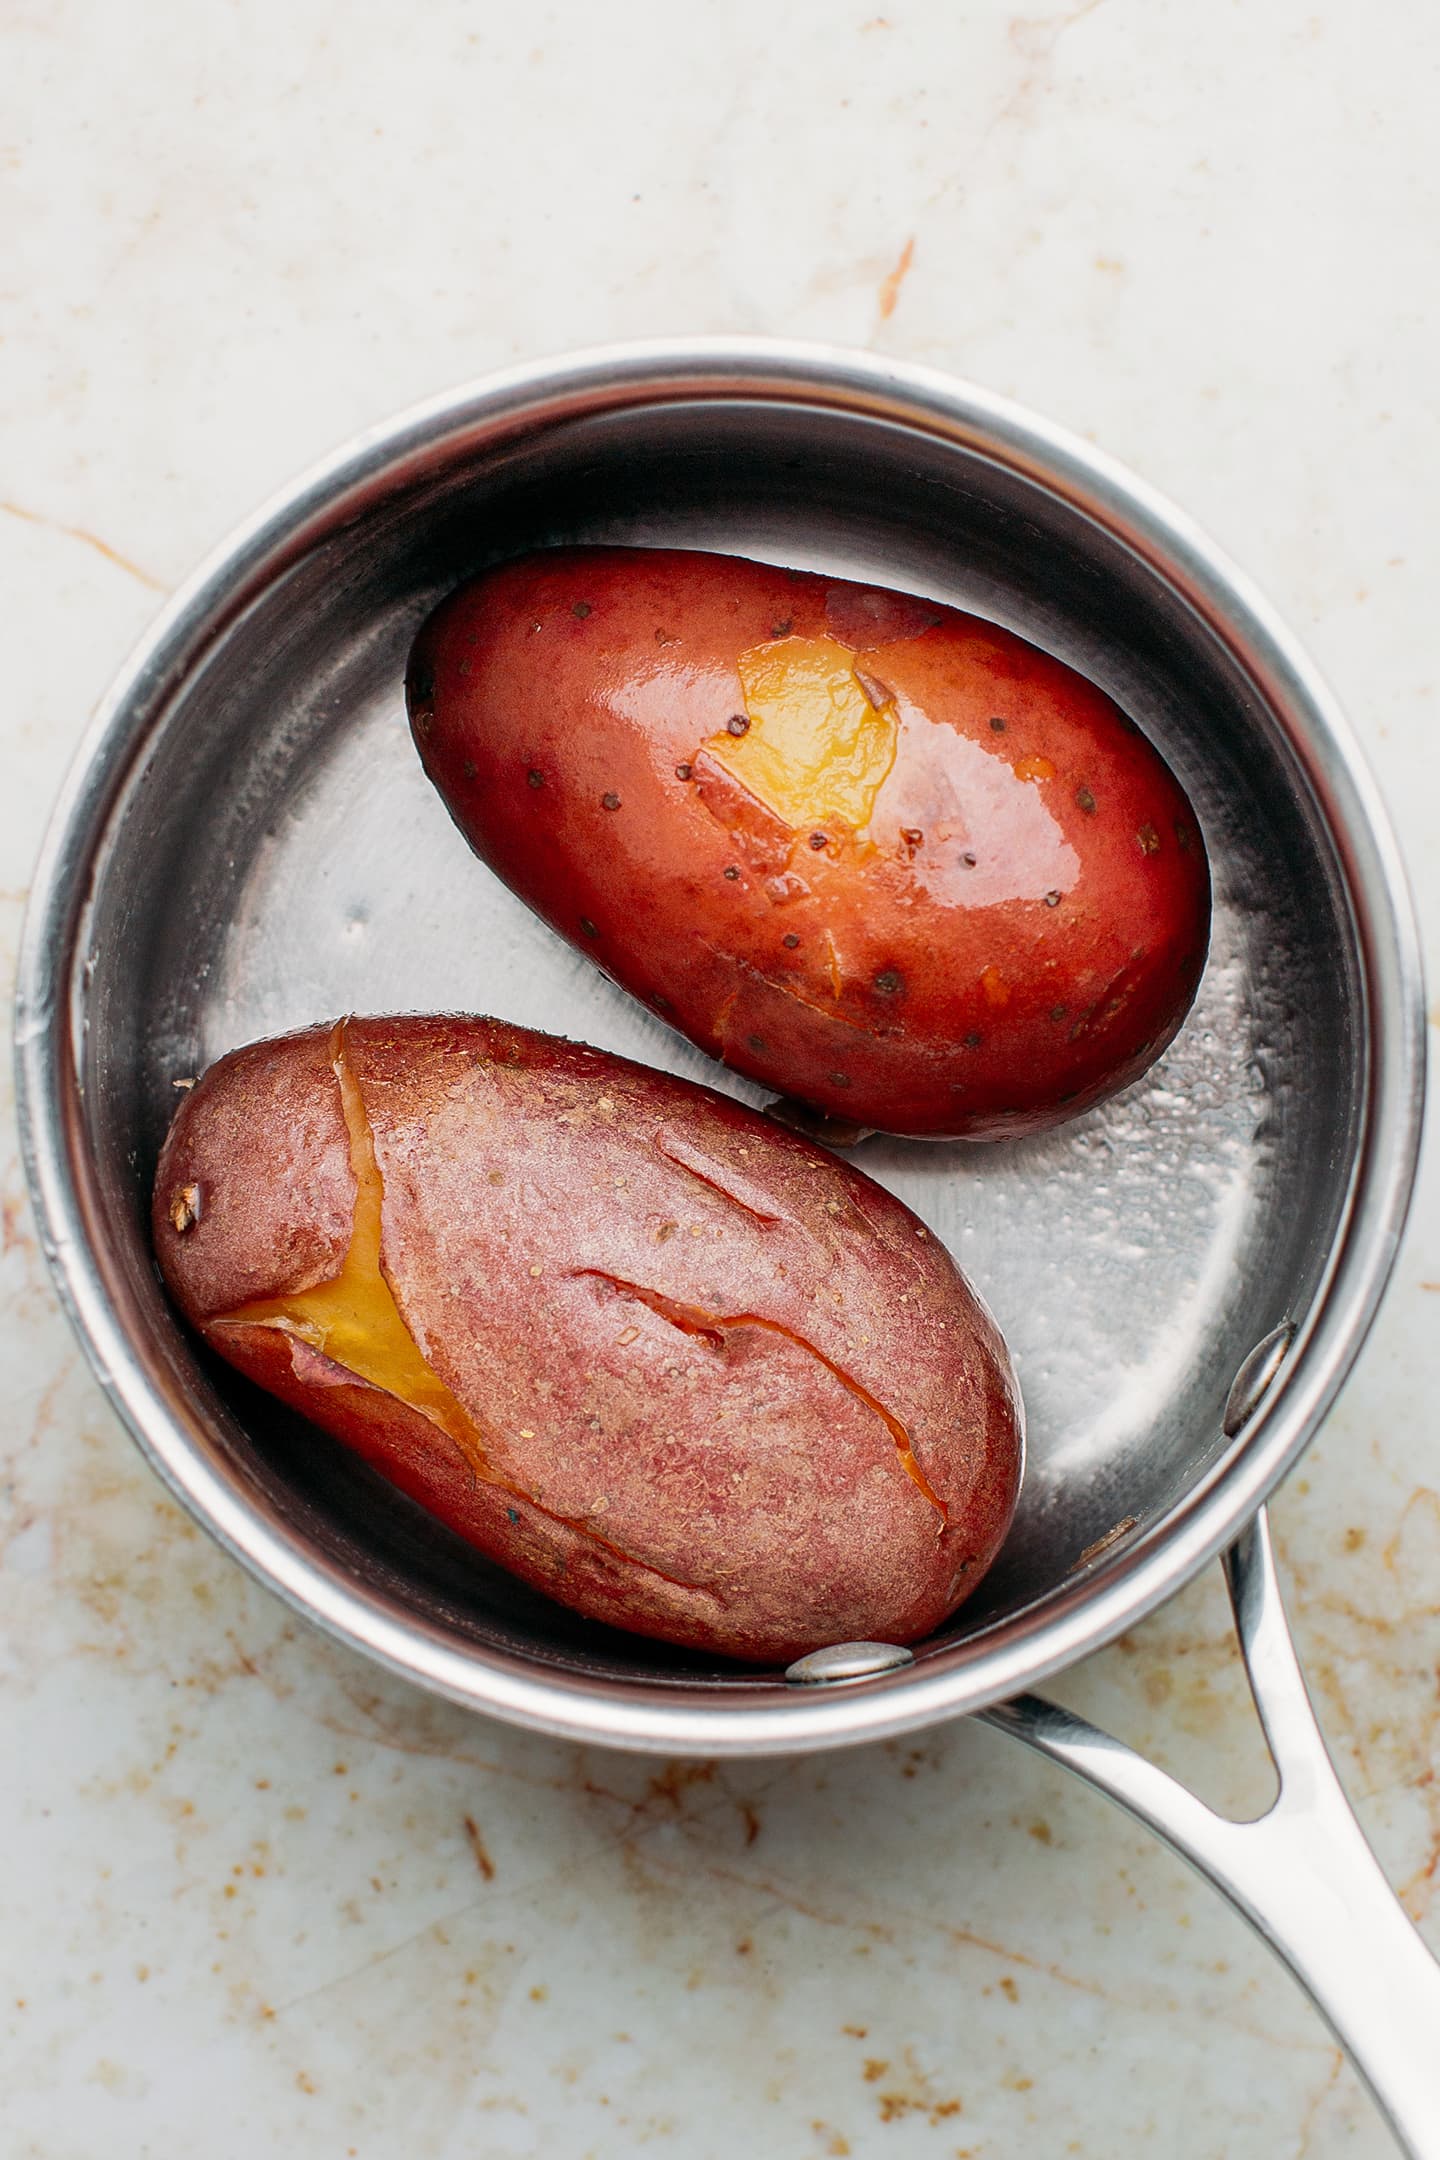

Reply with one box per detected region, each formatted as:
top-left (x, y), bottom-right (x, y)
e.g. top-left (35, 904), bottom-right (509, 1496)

top-left (979, 1507), bottom-right (1440, 2157)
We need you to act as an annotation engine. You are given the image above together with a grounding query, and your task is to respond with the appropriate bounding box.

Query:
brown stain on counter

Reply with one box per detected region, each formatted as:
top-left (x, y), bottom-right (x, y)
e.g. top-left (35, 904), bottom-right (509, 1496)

top-left (462, 1815), bottom-right (495, 1881)
top-left (3, 1154), bottom-right (62, 1321)
top-left (1294, 2048), bottom-right (1345, 2156)
top-left (1268, 1492), bottom-right (1440, 1920)
top-left (876, 237), bottom-right (915, 321)
top-left (626, 1840), bottom-right (1144, 2015)
top-left (1, 497), bottom-right (166, 591)
top-left (865, 2042), bottom-right (965, 2128)
top-left (2, 1187), bottom-right (36, 1256)
top-left (644, 1760), bottom-right (718, 1811)
top-left (954, 0), bottom-right (1111, 163)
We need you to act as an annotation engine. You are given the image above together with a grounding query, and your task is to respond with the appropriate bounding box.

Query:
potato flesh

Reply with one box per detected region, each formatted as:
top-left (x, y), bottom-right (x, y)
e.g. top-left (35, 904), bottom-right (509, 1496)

top-left (708, 636), bottom-right (899, 834)
top-left (216, 1022), bottom-right (483, 1463)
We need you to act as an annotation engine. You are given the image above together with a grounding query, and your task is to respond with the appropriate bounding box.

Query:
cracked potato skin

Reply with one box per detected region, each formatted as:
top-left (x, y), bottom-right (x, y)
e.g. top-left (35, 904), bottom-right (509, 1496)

top-left (152, 1017), bottom-right (1022, 1664)
top-left (408, 547), bottom-right (1211, 1139)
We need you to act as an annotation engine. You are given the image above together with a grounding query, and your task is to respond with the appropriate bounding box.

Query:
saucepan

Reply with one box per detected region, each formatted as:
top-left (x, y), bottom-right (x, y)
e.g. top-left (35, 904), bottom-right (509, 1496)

top-left (15, 342), bottom-right (1436, 2152)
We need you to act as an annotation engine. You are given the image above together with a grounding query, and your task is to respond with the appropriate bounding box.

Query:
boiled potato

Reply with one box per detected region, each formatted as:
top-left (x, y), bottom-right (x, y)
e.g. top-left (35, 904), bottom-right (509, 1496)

top-left (408, 547), bottom-right (1210, 1138)
top-left (153, 1017), bottom-right (1022, 1663)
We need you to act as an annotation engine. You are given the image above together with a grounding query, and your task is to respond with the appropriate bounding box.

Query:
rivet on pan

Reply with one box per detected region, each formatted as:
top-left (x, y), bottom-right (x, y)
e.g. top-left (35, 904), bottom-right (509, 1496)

top-left (784, 1641), bottom-right (915, 1686)
top-left (1223, 1320), bottom-right (1295, 1437)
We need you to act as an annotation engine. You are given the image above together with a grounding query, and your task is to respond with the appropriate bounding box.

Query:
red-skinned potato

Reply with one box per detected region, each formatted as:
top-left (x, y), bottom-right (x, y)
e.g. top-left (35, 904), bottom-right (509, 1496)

top-left (153, 1017), bottom-right (1022, 1664)
top-left (407, 547), bottom-right (1211, 1139)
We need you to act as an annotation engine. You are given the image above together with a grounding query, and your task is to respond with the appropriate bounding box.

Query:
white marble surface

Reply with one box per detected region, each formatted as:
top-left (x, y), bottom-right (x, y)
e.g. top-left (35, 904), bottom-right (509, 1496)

top-left (4, 3), bottom-right (1440, 2153)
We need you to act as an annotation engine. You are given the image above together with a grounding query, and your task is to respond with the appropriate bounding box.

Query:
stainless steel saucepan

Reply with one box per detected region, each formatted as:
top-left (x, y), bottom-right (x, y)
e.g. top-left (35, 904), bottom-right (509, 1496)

top-left (16, 342), bottom-right (1436, 2152)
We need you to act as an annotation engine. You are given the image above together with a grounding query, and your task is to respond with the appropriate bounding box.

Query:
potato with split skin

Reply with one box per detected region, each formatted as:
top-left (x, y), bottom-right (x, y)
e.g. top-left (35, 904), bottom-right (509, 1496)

top-left (407, 546), bottom-right (1211, 1140)
top-left (152, 1016), bottom-right (1022, 1664)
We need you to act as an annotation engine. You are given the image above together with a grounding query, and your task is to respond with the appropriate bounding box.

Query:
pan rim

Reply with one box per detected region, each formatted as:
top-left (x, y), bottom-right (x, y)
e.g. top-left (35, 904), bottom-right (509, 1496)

top-left (14, 337), bottom-right (1426, 1756)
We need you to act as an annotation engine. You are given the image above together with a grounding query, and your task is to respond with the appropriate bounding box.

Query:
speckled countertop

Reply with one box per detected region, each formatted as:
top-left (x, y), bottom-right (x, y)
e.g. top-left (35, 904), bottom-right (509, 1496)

top-left (4, 4), bottom-right (1440, 2154)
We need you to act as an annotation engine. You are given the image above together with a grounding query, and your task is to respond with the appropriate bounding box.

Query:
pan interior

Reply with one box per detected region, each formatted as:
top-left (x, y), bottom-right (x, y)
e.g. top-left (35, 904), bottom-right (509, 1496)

top-left (75, 393), bottom-right (1362, 1692)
